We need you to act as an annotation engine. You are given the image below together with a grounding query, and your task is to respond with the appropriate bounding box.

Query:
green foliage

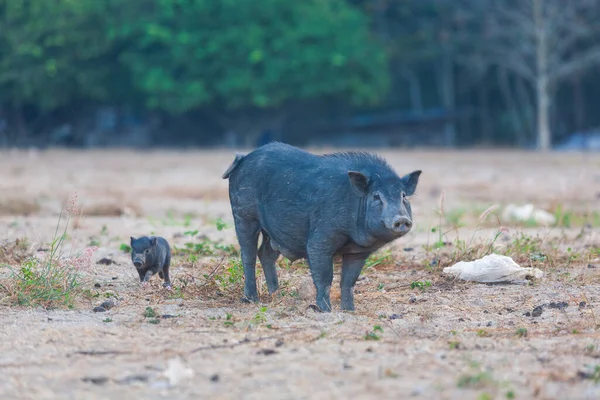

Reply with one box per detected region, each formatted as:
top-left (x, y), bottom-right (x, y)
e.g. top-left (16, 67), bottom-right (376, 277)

top-left (1, 211), bottom-right (82, 309)
top-left (410, 280), bottom-right (432, 290)
top-left (0, 0), bottom-right (118, 109)
top-left (108, 0), bottom-right (389, 114)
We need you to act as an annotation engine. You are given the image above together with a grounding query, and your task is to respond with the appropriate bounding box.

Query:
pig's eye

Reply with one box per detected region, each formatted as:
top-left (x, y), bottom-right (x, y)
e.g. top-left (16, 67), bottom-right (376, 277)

top-left (373, 193), bottom-right (382, 203)
top-left (145, 249), bottom-right (150, 254)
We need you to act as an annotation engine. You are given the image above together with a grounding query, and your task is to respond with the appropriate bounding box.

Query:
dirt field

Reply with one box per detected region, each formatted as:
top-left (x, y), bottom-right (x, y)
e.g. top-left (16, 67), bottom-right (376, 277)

top-left (1, 147), bottom-right (600, 400)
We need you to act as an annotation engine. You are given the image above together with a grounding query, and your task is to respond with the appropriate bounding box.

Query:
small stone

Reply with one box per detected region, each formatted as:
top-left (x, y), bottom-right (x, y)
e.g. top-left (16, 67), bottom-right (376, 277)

top-left (486, 321), bottom-right (493, 327)
top-left (588, 264), bottom-right (597, 269)
top-left (275, 339), bottom-right (284, 347)
top-left (532, 305), bottom-right (544, 317)
top-left (389, 313), bottom-right (403, 320)
top-left (82, 376), bottom-right (109, 385)
top-left (112, 276), bottom-right (118, 280)
top-left (256, 348), bottom-right (277, 356)
top-left (94, 283), bottom-right (101, 288)
top-left (161, 314), bottom-right (176, 319)
top-left (93, 306), bottom-right (106, 313)
top-left (403, 247), bottom-right (414, 252)
top-left (210, 374), bottom-right (220, 382)
top-left (96, 258), bottom-right (116, 265)
top-left (524, 312), bottom-right (531, 317)
top-left (100, 300), bottom-right (115, 310)
top-left (579, 301), bottom-right (587, 309)
top-left (548, 302), bottom-right (568, 310)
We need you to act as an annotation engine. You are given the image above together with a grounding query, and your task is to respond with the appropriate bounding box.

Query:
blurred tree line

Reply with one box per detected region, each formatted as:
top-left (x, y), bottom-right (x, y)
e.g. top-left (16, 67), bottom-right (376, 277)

top-left (1, 0), bottom-right (600, 150)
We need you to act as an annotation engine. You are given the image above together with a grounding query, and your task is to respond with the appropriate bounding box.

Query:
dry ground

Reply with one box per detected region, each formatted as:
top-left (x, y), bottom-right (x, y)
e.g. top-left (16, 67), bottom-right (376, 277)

top-left (0, 147), bottom-right (600, 400)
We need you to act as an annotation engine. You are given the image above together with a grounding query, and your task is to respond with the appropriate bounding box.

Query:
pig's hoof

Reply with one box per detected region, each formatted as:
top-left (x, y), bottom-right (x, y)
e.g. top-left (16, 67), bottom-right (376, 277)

top-left (307, 304), bottom-right (323, 313)
top-left (240, 297), bottom-right (252, 304)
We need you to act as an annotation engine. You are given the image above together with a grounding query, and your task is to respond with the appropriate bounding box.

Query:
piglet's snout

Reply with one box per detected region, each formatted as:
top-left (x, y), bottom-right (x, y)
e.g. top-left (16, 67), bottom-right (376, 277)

top-left (389, 216), bottom-right (412, 234)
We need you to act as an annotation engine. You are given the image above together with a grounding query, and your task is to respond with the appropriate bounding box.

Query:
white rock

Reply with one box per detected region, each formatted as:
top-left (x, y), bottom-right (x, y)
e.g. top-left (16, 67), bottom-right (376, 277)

top-left (162, 357), bottom-right (194, 386)
top-left (502, 203), bottom-right (556, 226)
top-left (442, 254), bottom-right (543, 283)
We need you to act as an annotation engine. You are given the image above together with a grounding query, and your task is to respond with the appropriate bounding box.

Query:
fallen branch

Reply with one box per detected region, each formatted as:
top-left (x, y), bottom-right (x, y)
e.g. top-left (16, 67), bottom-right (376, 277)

top-left (187, 328), bottom-right (302, 354)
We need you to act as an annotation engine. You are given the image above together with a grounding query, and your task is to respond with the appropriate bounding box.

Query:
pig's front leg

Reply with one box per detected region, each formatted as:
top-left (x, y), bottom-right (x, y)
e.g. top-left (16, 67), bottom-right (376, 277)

top-left (306, 241), bottom-right (334, 313)
top-left (340, 252), bottom-right (370, 311)
top-left (141, 269), bottom-right (155, 286)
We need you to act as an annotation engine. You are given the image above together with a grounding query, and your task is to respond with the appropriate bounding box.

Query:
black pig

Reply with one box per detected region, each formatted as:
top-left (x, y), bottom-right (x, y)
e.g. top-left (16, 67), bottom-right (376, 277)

top-left (222, 142), bottom-right (421, 312)
top-left (130, 236), bottom-right (172, 289)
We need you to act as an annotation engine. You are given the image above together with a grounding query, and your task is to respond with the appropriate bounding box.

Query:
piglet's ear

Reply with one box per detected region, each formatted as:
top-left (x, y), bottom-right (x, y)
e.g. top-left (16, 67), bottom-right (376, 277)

top-left (348, 171), bottom-right (369, 196)
top-left (151, 237), bottom-right (157, 247)
top-left (130, 236), bottom-right (136, 246)
top-left (402, 170), bottom-right (422, 196)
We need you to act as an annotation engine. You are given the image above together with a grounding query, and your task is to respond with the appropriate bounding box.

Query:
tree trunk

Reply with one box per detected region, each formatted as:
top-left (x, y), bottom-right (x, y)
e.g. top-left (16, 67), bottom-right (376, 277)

top-left (515, 75), bottom-right (535, 143)
top-left (478, 78), bottom-right (493, 145)
top-left (534, 0), bottom-right (551, 151)
top-left (498, 68), bottom-right (525, 146)
top-left (572, 75), bottom-right (585, 131)
top-left (400, 67), bottom-right (423, 114)
top-left (437, 43), bottom-right (456, 147)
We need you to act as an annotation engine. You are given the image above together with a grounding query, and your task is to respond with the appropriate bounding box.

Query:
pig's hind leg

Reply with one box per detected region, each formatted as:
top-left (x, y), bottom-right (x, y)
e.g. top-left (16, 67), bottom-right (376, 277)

top-left (161, 252), bottom-right (172, 289)
top-left (257, 232), bottom-right (280, 295)
top-left (233, 216), bottom-right (261, 302)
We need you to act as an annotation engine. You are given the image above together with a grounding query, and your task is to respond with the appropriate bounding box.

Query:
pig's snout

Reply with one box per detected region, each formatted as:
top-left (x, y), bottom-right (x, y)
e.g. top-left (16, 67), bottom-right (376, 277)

top-left (133, 257), bottom-right (144, 268)
top-left (389, 216), bottom-right (412, 234)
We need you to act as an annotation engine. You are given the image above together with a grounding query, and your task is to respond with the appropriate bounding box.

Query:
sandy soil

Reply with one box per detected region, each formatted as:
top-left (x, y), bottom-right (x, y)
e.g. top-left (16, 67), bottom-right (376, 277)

top-left (1, 147), bottom-right (600, 400)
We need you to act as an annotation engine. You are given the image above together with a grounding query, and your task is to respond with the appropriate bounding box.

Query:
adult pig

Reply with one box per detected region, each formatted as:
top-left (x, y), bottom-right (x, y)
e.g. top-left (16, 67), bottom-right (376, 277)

top-left (222, 142), bottom-right (421, 312)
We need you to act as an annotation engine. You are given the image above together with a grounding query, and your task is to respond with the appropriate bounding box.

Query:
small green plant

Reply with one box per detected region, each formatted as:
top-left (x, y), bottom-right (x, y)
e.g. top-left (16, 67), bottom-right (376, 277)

top-left (100, 225), bottom-right (108, 236)
top-left (477, 393), bottom-right (492, 400)
top-left (143, 306), bottom-right (157, 318)
top-left (224, 313), bottom-right (234, 327)
top-left (252, 306), bottom-right (268, 324)
top-left (506, 390), bottom-right (515, 399)
top-left (515, 327), bottom-right (528, 338)
top-left (580, 365), bottom-right (600, 383)
top-left (148, 318), bottom-right (160, 324)
top-left (364, 249), bottom-right (393, 271)
top-left (103, 318), bottom-right (112, 323)
top-left (214, 258), bottom-right (244, 291)
top-left (410, 280), bottom-right (432, 290)
top-left (119, 243), bottom-right (132, 253)
top-left (2, 204), bottom-right (87, 309)
top-left (476, 329), bottom-right (489, 337)
top-left (457, 371), bottom-right (494, 388)
top-left (449, 341), bottom-right (461, 350)
top-left (215, 218), bottom-right (228, 231)
top-left (364, 325), bottom-right (383, 340)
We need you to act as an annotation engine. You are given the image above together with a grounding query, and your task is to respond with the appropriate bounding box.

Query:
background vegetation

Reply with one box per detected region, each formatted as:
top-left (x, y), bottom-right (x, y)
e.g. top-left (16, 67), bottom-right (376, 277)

top-left (2, 0), bottom-right (600, 149)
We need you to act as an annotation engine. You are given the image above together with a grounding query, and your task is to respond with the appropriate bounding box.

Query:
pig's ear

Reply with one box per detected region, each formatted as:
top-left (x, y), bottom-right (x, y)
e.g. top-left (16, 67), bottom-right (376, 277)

top-left (130, 236), bottom-right (136, 246)
top-left (348, 171), bottom-right (369, 196)
top-left (402, 170), bottom-right (422, 196)
top-left (151, 237), bottom-right (157, 247)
